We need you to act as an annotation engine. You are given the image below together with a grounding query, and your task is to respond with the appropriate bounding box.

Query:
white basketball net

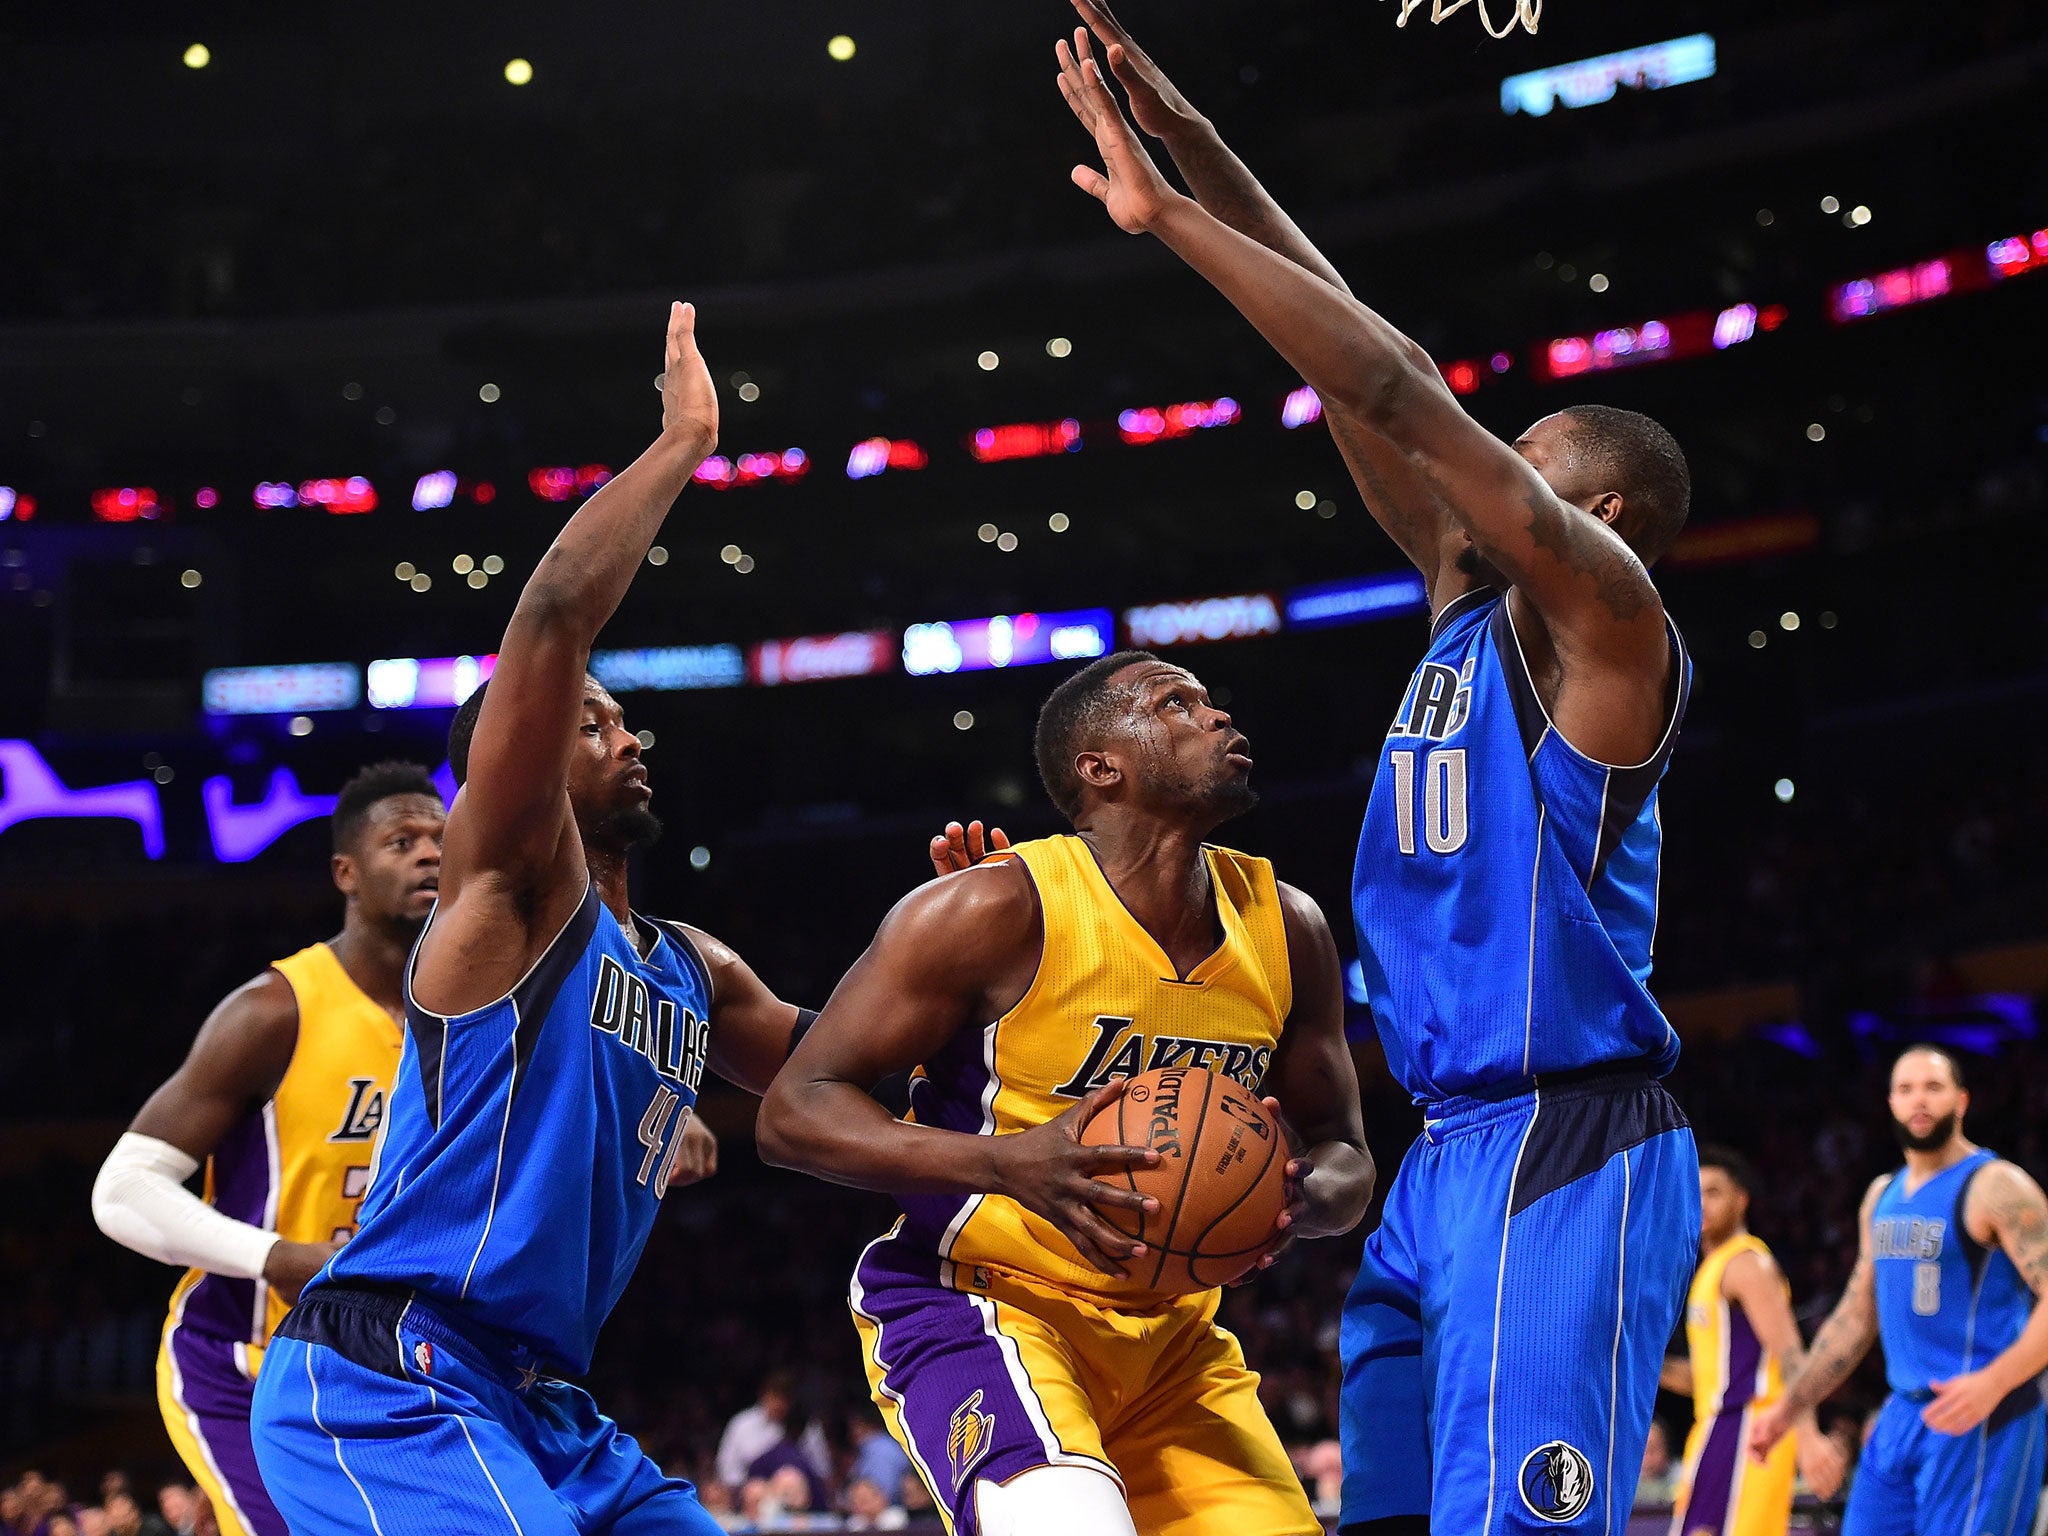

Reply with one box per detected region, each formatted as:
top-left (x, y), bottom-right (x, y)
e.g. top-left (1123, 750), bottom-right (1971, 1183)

top-left (1392, 0), bottom-right (1542, 38)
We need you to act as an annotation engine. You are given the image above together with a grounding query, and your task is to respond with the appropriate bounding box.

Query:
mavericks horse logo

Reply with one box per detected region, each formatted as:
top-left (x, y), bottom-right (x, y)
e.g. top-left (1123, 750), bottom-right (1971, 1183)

top-left (1518, 1440), bottom-right (1594, 1522)
top-left (948, 1390), bottom-right (996, 1484)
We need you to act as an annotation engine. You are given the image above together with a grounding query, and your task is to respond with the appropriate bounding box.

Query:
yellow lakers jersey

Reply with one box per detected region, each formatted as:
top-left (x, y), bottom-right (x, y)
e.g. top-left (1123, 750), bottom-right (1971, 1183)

top-left (1686, 1232), bottom-right (1785, 1421)
top-left (905, 834), bottom-right (1293, 1304)
top-left (164, 942), bottom-right (404, 1348)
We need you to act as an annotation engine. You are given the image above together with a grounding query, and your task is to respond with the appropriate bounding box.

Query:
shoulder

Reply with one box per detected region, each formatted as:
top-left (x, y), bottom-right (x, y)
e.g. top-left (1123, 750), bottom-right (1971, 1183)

top-left (890, 858), bottom-right (1040, 943)
top-left (1720, 1242), bottom-right (1781, 1294)
top-left (1965, 1158), bottom-right (2048, 1228)
top-left (1860, 1171), bottom-right (1895, 1219)
top-left (1275, 880), bottom-right (1338, 954)
top-left (213, 967), bottom-right (301, 1036)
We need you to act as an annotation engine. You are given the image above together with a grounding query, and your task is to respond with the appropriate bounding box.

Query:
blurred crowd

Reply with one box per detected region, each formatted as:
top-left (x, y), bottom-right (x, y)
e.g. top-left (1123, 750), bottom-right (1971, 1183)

top-left (3, 1470), bottom-right (206, 1536)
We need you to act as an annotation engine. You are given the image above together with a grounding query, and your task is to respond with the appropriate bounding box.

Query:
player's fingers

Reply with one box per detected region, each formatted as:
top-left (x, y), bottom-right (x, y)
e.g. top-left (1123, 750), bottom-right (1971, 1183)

top-left (1069, 1203), bottom-right (1145, 1260)
top-left (943, 820), bottom-right (970, 863)
top-left (1077, 1141), bottom-right (1161, 1174)
top-left (1060, 1211), bottom-right (1137, 1275)
top-left (964, 820), bottom-right (987, 861)
top-left (1071, 165), bottom-right (1112, 203)
top-left (1079, 1176), bottom-right (1158, 1214)
top-left (665, 300), bottom-right (684, 372)
top-left (1055, 38), bottom-right (1090, 99)
top-left (1056, 72), bottom-right (1094, 132)
top-left (1104, 42), bottom-right (1152, 100)
top-left (930, 834), bottom-right (954, 876)
top-left (989, 826), bottom-right (1011, 851)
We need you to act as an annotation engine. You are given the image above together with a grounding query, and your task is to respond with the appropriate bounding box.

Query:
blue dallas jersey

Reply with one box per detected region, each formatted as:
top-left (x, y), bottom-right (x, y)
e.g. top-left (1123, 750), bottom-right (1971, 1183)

top-left (321, 882), bottom-right (712, 1376)
top-left (1871, 1148), bottom-right (2036, 1397)
top-left (1352, 588), bottom-right (1691, 1102)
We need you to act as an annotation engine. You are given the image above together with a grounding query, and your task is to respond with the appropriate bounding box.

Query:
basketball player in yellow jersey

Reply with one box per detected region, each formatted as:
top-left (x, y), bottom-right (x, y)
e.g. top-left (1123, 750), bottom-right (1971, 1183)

top-left (1660, 1147), bottom-right (1845, 1536)
top-left (90, 762), bottom-right (721, 1536)
top-left (762, 650), bottom-right (1376, 1536)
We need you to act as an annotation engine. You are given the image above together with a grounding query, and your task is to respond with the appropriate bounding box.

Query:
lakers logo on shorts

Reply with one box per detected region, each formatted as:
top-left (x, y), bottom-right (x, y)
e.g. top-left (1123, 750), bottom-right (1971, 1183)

top-left (947, 1389), bottom-right (996, 1485)
top-left (1518, 1440), bottom-right (1594, 1523)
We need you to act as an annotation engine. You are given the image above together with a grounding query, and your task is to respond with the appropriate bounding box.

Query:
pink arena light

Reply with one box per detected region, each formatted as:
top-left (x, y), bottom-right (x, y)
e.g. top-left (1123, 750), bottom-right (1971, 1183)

top-left (692, 448), bottom-right (810, 488)
top-left (91, 486), bottom-right (164, 523)
top-left (845, 438), bottom-right (930, 480)
top-left (1116, 397), bottom-right (1242, 445)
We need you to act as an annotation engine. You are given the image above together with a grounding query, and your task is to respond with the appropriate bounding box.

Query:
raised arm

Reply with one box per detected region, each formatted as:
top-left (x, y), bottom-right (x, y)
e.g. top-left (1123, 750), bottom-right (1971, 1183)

top-left (92, 974), bottom-right (338, 1302)
top-left (757, 862), bottom-right (1163, 1279)
top-left (1058, 8), bottom-right (1460, 591)
top-left (420, 304), bottom-right (718, 1012)
top-left (1923, 1161), bottom-right (2048, 1434)
top-left (1752, 1175), bottom-right (1888, 1457)
top-left (1058, 52), bottom-right (1669, 692)
top-left (1249, 884), bottom-right (1374, 1270)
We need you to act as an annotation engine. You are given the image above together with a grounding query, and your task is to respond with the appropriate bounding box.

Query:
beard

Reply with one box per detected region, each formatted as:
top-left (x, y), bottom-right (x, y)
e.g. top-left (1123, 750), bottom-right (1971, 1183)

top-left (1892, 1110), bottom-right (1958, 1153)
top-left (589, 804), bottom-right (664, 852)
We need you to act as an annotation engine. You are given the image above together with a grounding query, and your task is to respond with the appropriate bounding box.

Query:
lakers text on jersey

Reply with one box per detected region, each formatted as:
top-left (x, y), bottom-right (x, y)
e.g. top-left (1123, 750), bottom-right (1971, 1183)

top-left (850, 834), bottom-right (1319, 1536)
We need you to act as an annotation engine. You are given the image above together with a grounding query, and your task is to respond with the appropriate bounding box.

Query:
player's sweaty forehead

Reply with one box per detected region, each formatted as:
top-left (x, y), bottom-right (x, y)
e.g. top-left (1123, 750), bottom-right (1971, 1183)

top-left (1890, 1050), bottom-right (1958, 1092)
top-left (1121, 663), bottom-right (1204, 704)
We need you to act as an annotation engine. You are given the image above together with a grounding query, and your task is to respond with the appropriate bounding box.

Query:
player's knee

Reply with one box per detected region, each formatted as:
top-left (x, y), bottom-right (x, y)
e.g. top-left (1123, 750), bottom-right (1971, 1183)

top-left (974, 1465), bottom-right (1136, 1536)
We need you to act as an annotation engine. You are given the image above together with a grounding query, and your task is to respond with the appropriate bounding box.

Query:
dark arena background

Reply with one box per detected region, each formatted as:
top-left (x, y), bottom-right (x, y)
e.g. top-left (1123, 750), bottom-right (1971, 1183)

top-left (4, 1), bottom-right (2047, 1532)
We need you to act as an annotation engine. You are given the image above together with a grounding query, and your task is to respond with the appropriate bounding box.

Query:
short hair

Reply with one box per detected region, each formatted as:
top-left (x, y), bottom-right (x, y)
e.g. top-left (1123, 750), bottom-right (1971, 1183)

top-left (1895, 1043), bottom-right (1966, 1089)
top-left (448, 680), bottom-right (490, 788)
top-left (1560, 405), bottom-right (1691, 564)
top-left (1696, 1143), bottom-right (1756, 1195)
top-left (332, 761), bottom-right (442, 852)
top-left (1034, 650), bottom-right (1163, 824)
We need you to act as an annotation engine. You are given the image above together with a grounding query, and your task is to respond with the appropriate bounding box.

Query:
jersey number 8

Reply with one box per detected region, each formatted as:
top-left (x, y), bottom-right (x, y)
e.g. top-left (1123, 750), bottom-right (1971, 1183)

top-left (1913, 1260), bottom-right (1941, 1316)
top-left (1390, 748), bottom-right (1470, 855)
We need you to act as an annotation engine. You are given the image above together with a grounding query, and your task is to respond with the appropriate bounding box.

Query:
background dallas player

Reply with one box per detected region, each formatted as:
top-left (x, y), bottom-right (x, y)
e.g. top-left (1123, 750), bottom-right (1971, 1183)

top-left (248, 302), bottom-right (799, 1536)
top-left (1660, 1146), bottom-right (1844, 1536)
top-left (1752, 1046), bottom-right (2048, 1536)
top-left (1051, 9), bottom-right (1697, 1532)
top-left (761, 651), bottom-right (1372, 1536)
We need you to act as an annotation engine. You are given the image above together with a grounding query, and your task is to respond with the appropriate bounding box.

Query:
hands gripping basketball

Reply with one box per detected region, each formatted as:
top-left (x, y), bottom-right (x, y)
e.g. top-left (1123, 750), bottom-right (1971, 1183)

top-left (989, 1078), bottom-right (1162, 1280)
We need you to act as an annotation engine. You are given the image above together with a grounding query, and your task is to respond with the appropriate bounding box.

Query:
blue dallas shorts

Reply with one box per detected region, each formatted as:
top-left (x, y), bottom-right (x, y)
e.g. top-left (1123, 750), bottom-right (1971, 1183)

top-left (1843, 1388), bottom-right (2046, 1536)
top-left (1338, 1068), bottom-right (1698, 1535)
top-left (250, 1285), bottom-right (721, 1536)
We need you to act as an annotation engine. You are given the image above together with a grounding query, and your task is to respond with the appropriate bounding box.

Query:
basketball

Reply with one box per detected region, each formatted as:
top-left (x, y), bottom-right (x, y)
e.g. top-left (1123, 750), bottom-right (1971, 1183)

top-left (1080, 1066), bottom-right (1290, 1294)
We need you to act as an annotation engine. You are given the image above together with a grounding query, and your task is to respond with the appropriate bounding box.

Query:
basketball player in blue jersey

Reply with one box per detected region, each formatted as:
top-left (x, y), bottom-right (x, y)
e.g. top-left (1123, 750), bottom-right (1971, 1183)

top-left (1055, 9), bottom-right (1700, 1530)
top-left (249, 303), bottom-right (807, 1536)
top-left (1751, 1047), bottom-right (2048, 1536)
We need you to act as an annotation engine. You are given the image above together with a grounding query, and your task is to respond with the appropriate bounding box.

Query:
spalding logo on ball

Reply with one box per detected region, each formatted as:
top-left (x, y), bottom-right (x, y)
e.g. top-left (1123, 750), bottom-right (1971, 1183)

top-left (1079, 1066), bottom-right (1290, 1293)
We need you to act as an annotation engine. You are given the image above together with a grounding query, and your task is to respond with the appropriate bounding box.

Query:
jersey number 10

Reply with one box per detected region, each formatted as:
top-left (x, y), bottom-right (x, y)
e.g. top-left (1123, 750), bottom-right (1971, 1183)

top-left (1390, 748), bottom-right (1470, 855)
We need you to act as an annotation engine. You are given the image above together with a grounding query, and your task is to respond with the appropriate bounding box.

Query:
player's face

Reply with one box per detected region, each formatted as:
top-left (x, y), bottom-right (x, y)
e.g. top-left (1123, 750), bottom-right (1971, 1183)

top-left (568, 682), bottom-right (663, 851)
top-left (1888, 1051), bottom-right (1967, 1151)
top-left (1697, 1167), bottom-right (1747, 1248)
top-left (334, 794), bottom-right (444, 931)
top-left (1103, 663), bottom-right (1256, 824)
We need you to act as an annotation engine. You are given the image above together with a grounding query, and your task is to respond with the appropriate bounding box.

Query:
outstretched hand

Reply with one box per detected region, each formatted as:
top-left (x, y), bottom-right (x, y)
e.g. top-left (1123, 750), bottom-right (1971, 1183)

top-left (659, 301), bottom-right (719, 459)
top-left (929, 820), bottom-right (1011, 879)
top-left (1056, 43), bottom-right (1181, 234)
top-left (1066, 5), bottom-right (1207, 142)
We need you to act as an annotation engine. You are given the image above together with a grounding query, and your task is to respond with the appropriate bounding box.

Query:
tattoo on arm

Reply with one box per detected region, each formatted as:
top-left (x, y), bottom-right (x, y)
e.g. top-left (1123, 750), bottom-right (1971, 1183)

top-left (1986, 1166), bottom-right (2048, 1299)
top-left (1326, 412), bottom-right (1451, 572)
top-left (1783, 1252), bottom-right (1878, 1412)
top-left (1521, 490), bottom-right (1653, 623)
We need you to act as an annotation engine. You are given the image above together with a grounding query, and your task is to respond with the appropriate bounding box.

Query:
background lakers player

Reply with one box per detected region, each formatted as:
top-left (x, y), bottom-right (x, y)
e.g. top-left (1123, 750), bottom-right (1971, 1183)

top-left (1659, 1146), bottom-right (1843, 1536)
top-left (761, 650), bottom-right (1374, 1536)
top-left (88, 760), bottom-right (722, 1536)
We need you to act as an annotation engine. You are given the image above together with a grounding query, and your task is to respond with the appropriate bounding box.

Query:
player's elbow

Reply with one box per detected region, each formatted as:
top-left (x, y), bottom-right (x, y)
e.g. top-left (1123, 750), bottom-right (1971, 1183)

top-left (1326, 340), bottom-right (1436, 435)
top-left (753, 1078), bottom-right (816, 1173)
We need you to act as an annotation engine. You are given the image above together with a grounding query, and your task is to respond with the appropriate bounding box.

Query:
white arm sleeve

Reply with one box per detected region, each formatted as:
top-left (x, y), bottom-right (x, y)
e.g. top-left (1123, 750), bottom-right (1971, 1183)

top-left (91, 1131), bottom-right (279, 1280)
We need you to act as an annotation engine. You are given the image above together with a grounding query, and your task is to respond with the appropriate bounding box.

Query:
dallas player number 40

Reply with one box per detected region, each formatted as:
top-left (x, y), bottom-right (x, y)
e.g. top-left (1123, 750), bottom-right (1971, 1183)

top-left (1389, 748), bottom-right (1470, 855)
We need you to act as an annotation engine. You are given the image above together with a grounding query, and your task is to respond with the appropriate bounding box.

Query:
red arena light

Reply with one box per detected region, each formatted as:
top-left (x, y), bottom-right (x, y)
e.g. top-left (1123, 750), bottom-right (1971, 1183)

top-left (1987, 229), bottom-right (2048, 280)
top-left (969, 418), bottom-right (1083, 463)
top-left (1441, 360), bottom-right (1482, 396)
top-left (528, 464), bottom-right (614, 503)
top-left (845, 437), bottom-right (929, 479)
top-left (1115, 397), bottom-right (1242, 445)
top-left (252, 477), bottom-right (377, 514)
top-left (91, 486), bottom-right (164, 523)
top-left (0, 488), bottom-right (36, 521)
